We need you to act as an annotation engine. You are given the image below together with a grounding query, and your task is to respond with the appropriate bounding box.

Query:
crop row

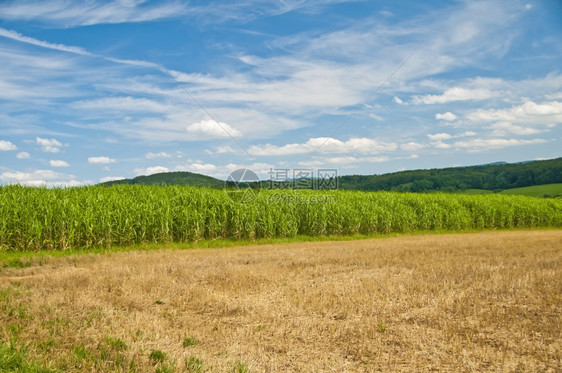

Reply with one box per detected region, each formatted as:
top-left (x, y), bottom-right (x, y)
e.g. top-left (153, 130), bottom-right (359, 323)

top-left (1, 185), bottom-right (561, 251)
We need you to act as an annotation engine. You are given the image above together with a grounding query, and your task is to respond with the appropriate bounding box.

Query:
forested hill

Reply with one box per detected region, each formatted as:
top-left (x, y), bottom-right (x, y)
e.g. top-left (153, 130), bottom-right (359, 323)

top-left (100, 158), bottom-right (562, 193)
top-left (101, 171), bottom-right (224, 188)
top-left (338, 157), bottom-right (562, 192)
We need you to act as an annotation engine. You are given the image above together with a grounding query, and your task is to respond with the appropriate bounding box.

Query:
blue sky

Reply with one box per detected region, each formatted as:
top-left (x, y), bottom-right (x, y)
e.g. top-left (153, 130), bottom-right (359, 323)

top-left (0, 0), bottom-right (561, 186)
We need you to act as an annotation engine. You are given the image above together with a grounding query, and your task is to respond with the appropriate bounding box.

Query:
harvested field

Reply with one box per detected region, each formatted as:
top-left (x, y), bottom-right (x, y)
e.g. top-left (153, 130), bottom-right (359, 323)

top-left (1, 231), bottom-right (561, 372)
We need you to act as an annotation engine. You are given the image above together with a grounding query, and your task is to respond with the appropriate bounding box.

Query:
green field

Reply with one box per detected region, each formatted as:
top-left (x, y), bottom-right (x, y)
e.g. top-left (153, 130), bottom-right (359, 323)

top-left (500, 183), bottom-right (562, 198)
top-left (1, 185), bottom-right (561, 252)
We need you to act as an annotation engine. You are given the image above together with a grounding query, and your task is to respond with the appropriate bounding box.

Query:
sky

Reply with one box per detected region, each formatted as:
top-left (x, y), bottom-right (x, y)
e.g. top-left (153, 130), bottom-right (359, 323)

top-left (0, 0), bottom-right (561, 186)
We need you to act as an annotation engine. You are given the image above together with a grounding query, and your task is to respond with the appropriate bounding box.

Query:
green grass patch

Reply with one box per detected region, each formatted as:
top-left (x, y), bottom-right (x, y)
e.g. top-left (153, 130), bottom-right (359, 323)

top-left (185, 356), bottom-right (203, 372)
top-left (0, 341), bottom-right (58, 373)
top-left (2, 227), bottom-right (561, 270)
top-left (149, 350), bottom-right (166, 363)
top-left (500, 183), bottom-right (562, 198)
top-left (182, 337), bottom-right (198, 348)
top-left (232, 360), bottom-right (250, 373)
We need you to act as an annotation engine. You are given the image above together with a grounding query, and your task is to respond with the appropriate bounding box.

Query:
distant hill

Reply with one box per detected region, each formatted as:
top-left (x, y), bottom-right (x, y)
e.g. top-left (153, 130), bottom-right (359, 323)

top-left (101, 171), bottom-right (225, 188)
top-left (338, 157), bottom-right (562, 193)
top-left (100, 158), bottom-right (562, 196)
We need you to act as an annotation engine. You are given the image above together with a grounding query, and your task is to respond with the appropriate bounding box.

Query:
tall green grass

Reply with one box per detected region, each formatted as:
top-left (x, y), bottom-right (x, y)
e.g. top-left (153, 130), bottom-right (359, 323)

top-left (1, 185), bottom-right (561, 252)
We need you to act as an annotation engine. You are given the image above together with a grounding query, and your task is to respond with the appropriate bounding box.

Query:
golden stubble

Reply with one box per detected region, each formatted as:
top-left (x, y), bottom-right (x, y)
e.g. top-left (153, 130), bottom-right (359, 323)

top-left (1, 230), bottom-right (561, 372)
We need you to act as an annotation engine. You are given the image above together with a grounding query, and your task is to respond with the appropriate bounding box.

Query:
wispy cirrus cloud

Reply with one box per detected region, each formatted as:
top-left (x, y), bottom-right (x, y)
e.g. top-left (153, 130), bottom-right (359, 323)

top-left (0, 28), bottom-right (91, 55)
top-left (0, 0), bottom-right (540, 147)
top-left (0, 0), bottom-right (187, 27)
top-left (0, 0), bottom-right (560, 184)
top-left (0, 27), bottom-right (157, 68)
top-left (0, 0), bottom-right (363, 28)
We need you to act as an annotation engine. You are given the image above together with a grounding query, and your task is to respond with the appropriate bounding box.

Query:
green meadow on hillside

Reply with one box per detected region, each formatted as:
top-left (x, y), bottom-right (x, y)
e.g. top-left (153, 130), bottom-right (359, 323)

top-left (500, 183), bottom-right (562, 198)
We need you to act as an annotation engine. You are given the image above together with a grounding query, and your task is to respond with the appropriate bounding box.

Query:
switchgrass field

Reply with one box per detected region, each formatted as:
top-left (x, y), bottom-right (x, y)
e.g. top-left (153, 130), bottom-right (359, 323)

top-left (1, 185), bottom-right (561, 252)
top-left (1, 231), bottom-right (560, 372)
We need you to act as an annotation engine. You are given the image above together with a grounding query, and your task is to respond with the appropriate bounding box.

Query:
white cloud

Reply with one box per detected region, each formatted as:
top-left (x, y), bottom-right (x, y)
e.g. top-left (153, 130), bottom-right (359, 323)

top-left (0, 169), bottom-right (81, 187)
top-left (426, 131), bottom-right (477, 149)
top-left (172, 161), bottom-right (275, 179)
top-left (465, 100), bottom-right (562, 137)
top-left (222, 162), bottom-right (274, 178)
top-left (298, 155), bottom-right (391, 167)
top-left (433, 142), bottom-right (451, 149)
top-left (297, 160), bottom-right (325, 167)
top-left (0, 0), bottom-right (556, 171)
top-left (0, 140), bottom-right (17, 151)
top-left (49, 160), bottom-right (69, 167)
top-left (99, 176), bottom-right (125, 183)
top-left (134, 166), bottom-right (169, 176)
top-left (545, 92), bottom-right (562, 100)
top-left (322, 156), bottom-right (359, 165)
top-left (436, 112), bottom-right (457, 121)
top-left (186, 119), bottom-right (242, 138)
top-left (0, 169), bottom-right (60, 182)
top-left (413, 88), bottom-right (495, 104)
top-left (146, 152), bottom-right (172, 159)
top-left (393, 96), bottom-right (405, 105)
top-left (489, 122), bottom-right (542, 136)
top-left (16, 151), bottom-right (30, 159)
top-left (46, 180), bottom-right (84, 187)
top-left (175, 163), bottom-right (217, 174)
top-left (248, 137), bottom-right (397, 156)
top-left (326, 156), bottom-right (389, 165)
top-left (467, 100), bottom-right (562, 124)
top-left (400, 142), bottom-right (425, 151)
top-left (214, 146), bottom-right (235, 154)
top-left (427, 133), bottom-right (452, 141)
top-left (36, 137), bottom-right (63, 153)
top-left (454, 138), bottom-right (547, 151)
top-left (0, 0), bottom-right (537, 150)
top-left (69, 0), bottom-right (537, 144)
top-left (88, 156), bottom-right (116, 164)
